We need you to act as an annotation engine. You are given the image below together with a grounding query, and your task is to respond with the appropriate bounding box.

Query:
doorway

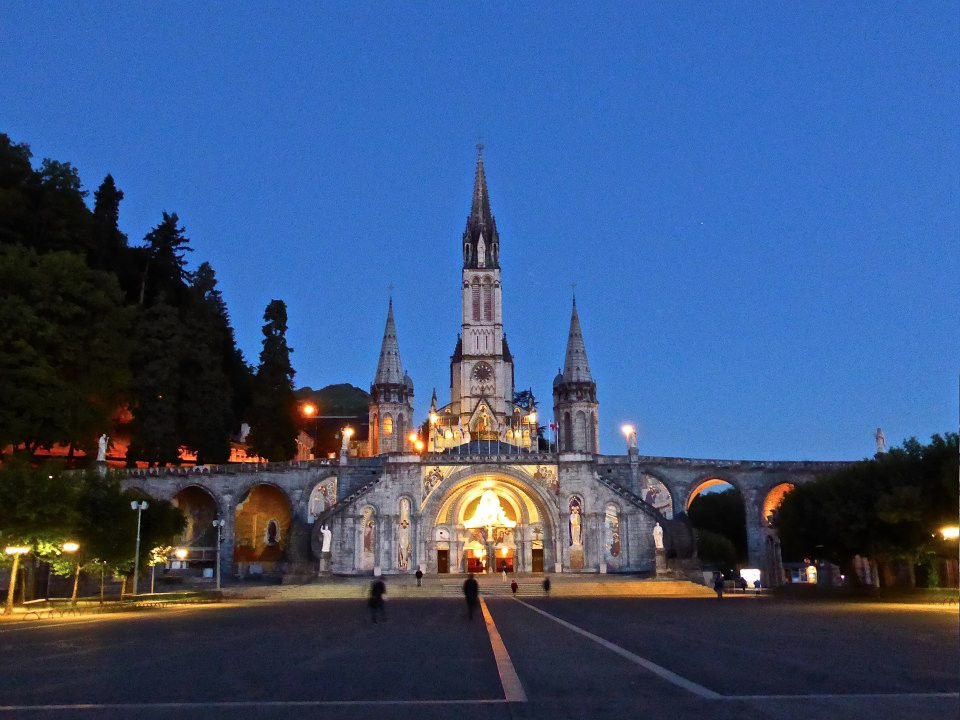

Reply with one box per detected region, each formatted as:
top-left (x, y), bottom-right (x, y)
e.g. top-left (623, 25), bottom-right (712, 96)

top-left (437, 549), bottom-right (449, 574)
top-left (531, 548), bottom-right (544, 573)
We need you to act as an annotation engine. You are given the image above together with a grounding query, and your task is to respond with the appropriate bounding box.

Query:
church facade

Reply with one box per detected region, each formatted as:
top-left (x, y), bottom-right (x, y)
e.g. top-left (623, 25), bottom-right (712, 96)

top-left (123, 151), bottom-right (844, 584)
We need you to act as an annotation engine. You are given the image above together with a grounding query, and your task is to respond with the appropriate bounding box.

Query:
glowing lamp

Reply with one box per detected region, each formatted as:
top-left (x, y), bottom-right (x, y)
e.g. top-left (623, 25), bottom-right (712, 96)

top-left (62, 542), bottom-right (80, 554)
top-left (414, 440), bottom-right (425, 452)
top-left (621, 424), bottom-right (635, 437)
top-left (408, 432), bottom-right (418, 444)
top-left (342, 426), bottom-right (355, 439)
top-left (429, 412), bottom-right (439, 425)
top-left (940, 526), bottom-right (960, 540)
top-left (301, 403), bottom-right (317, 417)
top-left (4, 546), bottom-right (29, 556)
top-left (174, 548), bottom-right (188, 560)
top-left (527, 412), bottom-right (537, 424)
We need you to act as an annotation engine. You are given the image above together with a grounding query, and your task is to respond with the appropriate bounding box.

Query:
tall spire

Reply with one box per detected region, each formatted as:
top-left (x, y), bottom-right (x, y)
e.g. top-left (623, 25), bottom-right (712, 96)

top-left (562, 296), bottom-right (593, 383)
top-left (462, 145), bottom-right (500, 269)
top-left (373, 298), bottom-right (405, 385)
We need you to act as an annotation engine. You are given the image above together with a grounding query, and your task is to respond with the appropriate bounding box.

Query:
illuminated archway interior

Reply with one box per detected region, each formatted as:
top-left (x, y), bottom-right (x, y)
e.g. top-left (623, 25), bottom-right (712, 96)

top-left (686, 477), bottom-right (736, 510)
top-left (761, 483), bottom-right (795, 526)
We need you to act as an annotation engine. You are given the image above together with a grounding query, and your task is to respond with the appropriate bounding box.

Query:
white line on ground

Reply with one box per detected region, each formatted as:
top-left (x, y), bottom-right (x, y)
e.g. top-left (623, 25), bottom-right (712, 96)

top-left (512, 598), bottom-right (722, 700)
top-left (479, 598), bottom-right (528, 703)
top-left (0, 700), bottom-right (510, 712)
top-left (722, 692), bottom-right (960, 701)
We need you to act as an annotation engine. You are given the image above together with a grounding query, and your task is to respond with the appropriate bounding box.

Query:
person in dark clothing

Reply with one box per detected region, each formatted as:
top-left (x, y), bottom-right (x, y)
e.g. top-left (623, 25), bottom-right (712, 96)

top-left (415, 569), bottom-right (423, 587)
top-left (510, 580), bottom-right (519, 596)
top-left (463, 573), bottom-right (479, 619)
top-left (542, 577), bottom-right (551, 596)
top-left (368, 578), bottom-right (387, 622)
top-left (713, 572), bottom-right (724, 599)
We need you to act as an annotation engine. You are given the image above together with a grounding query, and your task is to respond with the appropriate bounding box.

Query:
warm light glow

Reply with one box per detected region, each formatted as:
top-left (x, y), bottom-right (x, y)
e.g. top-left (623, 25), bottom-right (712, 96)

top-left (301, 403), bottom-right (317, 417)
top-left (621, 424), bottom-right (635, 437)
top-left (429, 412), bottom-right (439, 425)
top-left (739, 568), bottom-right (761, 586)
top-left (464, 490), bottom-right (517, 529)
top-left (527, 412), bottom-right (537, 424)
top-left (940, 526), bottom-right (960, 540)
top-left (408, 432), bottom-right (418, 444)
top-left (4, 546), bottom-right (29, 555)
top-left (444, 429), bottom-right (453, 439)
top-left (342, 426), bottom-right (355, 439)
top-left (414, 439), bottom-right (425, 452)
top-left (174, 548), bottom-right (188, 560)
top-left (62, 542), bottom-right (80, 554)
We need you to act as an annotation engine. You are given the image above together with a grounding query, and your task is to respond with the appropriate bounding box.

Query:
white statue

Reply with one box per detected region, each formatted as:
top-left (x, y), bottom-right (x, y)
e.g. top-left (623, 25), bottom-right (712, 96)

top-left (570, 505), bottom-right (583, 546)
top-left (652, 522), bottom-right (664, 550)
top-left (97, 434), bottom-right (109, 462)
top-left (875, 427), bottom-right (886, 454)
top-left (320, 524), bottom-right (332, 554)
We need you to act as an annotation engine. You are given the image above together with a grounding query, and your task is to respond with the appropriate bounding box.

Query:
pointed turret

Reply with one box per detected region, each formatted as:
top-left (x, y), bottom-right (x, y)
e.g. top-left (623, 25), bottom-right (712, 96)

top-left (462, 144), bottom-right (500, 269)
top-left (553, 296), bottom-right (599, 453)
top-left (369, 298), bottom-right (414, 455)
top-left (561, 297), bottom-right (593, 383)
top-left (373, 299), bottom-right (405, 385)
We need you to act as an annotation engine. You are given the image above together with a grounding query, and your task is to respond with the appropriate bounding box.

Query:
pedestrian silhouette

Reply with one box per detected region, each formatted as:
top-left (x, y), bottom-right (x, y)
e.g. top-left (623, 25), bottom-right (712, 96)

top-left (542, 577), bottom-right (551, 596)
top-left (463, 573), bottom-right (479, 620)
top-left (713, 572), bottom-right (724, 599)
top-left (415, 569), bottom-right (423, 587)
top-left (510, 580), bottom-right (518, 596)
top-left (368, 578), bottom-right (387, 622)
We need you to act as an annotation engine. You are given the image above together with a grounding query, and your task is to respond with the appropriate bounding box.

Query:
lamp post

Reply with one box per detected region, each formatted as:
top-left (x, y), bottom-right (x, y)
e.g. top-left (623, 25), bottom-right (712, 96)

top-left (301, 402), bottom-right (319, 455)
top-left (212, 519), bottom-right (225, 590)
top-left (130, 500), bottom-right (149, 595)
top-left (621, 424), bottom-right (638, 451)
top-left (63, 541), bottom-right (81, 605)
top-left (3, 546), bottom-right (29, 615)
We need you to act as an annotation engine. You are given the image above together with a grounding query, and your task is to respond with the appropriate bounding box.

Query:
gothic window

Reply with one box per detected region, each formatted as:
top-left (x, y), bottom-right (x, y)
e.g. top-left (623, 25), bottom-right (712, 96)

top-left (464, 243), bottom-right (471, 264)
top-left (383, 414), bottom-right (394, 436)
top-left (477, 236), bottom-right (486, 268)
top-left (563, 412), bottom-right (572, 451)
top-left (590, 412), bottom-right (598, 452)
top-left (482, 278), bottom-right (493, 320)
top-left (472, 282), bottom-right (481, 321)
top-left (397, 413), bottom-right (405, 443)
top-left (575, 411), bottom-right (587, 451)
top-left (371, 414), bottom-right (379, 454)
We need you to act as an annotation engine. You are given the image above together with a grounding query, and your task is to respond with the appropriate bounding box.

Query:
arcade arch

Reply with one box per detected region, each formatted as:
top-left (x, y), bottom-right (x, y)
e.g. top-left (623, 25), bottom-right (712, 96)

top-left (761, 483), bottom-right (795, 526)
top-left (171, 485), bottom-right (219, 552)
top-left (234, 483), bottom-right (292, 569)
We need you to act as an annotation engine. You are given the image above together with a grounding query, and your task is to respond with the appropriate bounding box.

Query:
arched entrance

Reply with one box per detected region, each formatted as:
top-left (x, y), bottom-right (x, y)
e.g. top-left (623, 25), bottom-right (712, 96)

top-left (761, 483), bottom-right (795, 526)
top-left (171, 486), bottom-right (220, 566)
top-left (427, 470), bottom-right (557, 575)
top-left (686, 477), bottom-right (748, 568)
top-left (234, 483), bottom-right (292, 573)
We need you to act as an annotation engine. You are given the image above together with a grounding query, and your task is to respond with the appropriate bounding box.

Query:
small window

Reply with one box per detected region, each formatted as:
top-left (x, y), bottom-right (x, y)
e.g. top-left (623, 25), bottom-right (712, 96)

top-left (383, 415), bottom-right (394, 436)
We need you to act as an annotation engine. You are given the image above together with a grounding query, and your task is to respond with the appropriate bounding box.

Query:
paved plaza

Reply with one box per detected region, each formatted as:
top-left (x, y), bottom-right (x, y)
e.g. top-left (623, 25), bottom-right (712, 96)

top-left (0, 594), bottom-right (956, 720)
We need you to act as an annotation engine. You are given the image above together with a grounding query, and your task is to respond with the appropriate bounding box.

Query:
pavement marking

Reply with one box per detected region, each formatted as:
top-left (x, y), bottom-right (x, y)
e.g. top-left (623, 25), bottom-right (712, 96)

top-left (479, 597), bottom-right (528, 703)
top-left (722, 692), bottom-right (960, 701)
top-left (513, 598), bottom-right (721, 700)
top-left (0, 700), bottom-right (511, 712)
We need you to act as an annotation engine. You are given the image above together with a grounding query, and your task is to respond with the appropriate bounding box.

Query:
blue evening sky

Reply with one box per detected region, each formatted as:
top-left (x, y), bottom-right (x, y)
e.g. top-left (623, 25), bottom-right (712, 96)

top-left (1, 3), bottom-right (957, 460)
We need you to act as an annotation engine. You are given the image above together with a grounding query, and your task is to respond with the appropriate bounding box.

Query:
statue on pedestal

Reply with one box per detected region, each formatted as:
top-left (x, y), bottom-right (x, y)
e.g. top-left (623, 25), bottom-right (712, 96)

top-left (875, 427), bottom-right (886, 454)
top-left (97, 434), bottom-right (109, 463)
top-left (652, 522), bottom-right (664, 550)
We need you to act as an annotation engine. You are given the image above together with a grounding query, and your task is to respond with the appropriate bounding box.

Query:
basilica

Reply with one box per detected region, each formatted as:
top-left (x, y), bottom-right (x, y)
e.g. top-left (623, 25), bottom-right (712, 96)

top-left (126, 150), bottom-right (843, 584)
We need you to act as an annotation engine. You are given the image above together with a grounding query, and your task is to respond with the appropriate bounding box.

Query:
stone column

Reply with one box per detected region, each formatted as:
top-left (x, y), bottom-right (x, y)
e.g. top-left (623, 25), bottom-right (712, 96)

top-left (220, 493), bottom-right (235, 581)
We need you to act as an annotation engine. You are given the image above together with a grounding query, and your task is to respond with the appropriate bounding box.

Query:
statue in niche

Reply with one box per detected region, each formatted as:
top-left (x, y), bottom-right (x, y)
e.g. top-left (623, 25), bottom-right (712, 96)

top-left (320, 525), bottom-right (332, 553)
top-left (423, 467), bottom-right (443, 497)
top-left (477, 407), bottom-right (490, 433)
top-left (397, 498), bottom-right (412, 571)
top-left (569, 498), bottom-right (583, 546)
top-left (605, 504), bottom-right (620, 558)
top-left (611, 530), bottom-right (621, 557)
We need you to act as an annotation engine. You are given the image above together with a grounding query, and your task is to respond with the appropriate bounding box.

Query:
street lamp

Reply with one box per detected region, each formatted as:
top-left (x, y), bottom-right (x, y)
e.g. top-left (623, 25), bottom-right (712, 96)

top-left (130, 500), bottom-right (149, 595)
top-left (212, 519), bottom-right (225, 590)
top-left (622, 424), bottom-right (637, 450)
top-left (301, 403), bottom-right (319, 452)
top-left (940, 526), bottom-right (960, 540)
top-left (63, 541), bottom-right (81, 605)
top-left (3, 546), bottom-right (29, 615)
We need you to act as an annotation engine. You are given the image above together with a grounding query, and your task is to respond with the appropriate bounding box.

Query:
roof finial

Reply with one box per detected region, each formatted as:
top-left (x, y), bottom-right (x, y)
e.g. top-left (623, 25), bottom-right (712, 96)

top-left (571, 282), bottom-right (577, 305)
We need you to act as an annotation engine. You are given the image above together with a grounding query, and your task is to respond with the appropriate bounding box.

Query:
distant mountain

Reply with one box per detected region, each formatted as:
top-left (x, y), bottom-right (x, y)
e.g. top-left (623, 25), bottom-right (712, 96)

top-left (295, 383), bottom-right (369, 416)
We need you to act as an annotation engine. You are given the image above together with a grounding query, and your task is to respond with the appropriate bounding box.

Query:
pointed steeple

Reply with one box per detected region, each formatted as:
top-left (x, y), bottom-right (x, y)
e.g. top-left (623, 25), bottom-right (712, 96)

top-left (462, 145), bottom-right (500, 269)
top-left (373, 298), bottom-right (405, 385)
top-left (562, 297), bottom-right (593, 383)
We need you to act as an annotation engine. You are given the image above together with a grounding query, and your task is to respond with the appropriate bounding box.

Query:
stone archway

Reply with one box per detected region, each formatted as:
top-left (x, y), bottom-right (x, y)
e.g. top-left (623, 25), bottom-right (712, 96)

top-left (422, 467), bottom-right (559, 575)
top-left (234, 483), bottom-right (292, 572)
top-left (171, 485), bottom-right (220, 565)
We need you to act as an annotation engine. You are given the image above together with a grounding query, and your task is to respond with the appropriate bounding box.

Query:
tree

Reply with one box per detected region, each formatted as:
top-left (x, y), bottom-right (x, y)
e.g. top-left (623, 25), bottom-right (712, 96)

top-left (775, 434), bottom-right (959, 584)
top-left (138, 212), bottom-right (192, 306)
top-left (126, 301), bottom-right (185, 465)
top-left (247, 300), bottom-right (297, 461)
top-left (0, 246), bottom-right (131, 457)
top-left (0, 134), bottom-right (39, 247)
top-left (178, 263), bottom-right (238, 464)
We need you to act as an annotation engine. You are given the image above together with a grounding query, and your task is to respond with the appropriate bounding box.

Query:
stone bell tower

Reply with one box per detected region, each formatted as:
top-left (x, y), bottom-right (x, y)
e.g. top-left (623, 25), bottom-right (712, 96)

top-left (553, 297), bottom-right (599, 453)
top-left (369, 298), bottom-right (414, 454)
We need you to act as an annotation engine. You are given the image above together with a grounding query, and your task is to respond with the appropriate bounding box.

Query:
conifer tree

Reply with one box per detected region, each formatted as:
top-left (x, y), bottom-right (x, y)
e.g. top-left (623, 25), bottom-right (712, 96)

top-left (247, 300), bottom-right (297, 461)
top-left (138, 212), bottom-right (192, 306)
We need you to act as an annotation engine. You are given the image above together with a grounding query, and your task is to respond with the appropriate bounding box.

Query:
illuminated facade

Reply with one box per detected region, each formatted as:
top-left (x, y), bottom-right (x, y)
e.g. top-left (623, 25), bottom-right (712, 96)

top-left (123, 151), bottom-right (846, 582)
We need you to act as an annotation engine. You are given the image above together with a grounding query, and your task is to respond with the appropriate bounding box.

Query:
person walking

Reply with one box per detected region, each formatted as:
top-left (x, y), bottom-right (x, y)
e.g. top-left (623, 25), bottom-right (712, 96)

top-left (542, 576), bottom-right (551, 596)
top-left (510, 580), bottom-right (519, 596)
top-left (415, 568), bottom-right (423, 587)
top-left (713, 572), bottom-right (724, 600)
top-left (368, 578), bottom-right (387, 622)
top-left (463, 573), bottom-right (479, 620)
